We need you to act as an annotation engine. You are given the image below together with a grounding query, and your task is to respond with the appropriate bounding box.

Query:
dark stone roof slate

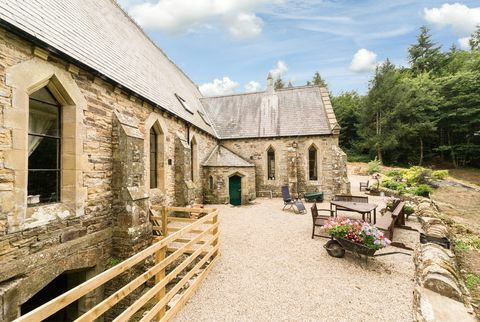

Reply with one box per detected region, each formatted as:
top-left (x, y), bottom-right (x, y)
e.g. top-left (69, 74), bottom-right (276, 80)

top-left (0, 0), bottom-right (216, 136)
top-left (200, 86), bottom-right (332, 139)
top-left (203, 146), bottom-right (254, 167)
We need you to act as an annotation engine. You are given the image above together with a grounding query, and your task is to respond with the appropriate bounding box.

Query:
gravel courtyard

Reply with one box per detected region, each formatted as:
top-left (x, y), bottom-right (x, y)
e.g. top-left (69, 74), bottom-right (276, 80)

top-left (175, 180), bottom-right (419, 321)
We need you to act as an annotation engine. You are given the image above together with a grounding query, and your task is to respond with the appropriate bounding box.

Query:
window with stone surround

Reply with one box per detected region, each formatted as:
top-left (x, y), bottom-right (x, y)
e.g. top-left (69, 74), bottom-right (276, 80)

top-left (5, 59), bottom-right (86, 231)
top-left (209, 175), bottom-right (214, 190)
top-left (267, 147), bottom-right (275, 180)
top-left (309, 144), bottom-right (318, 180)
top-left (28, 87), bottom-right (62, 205)
top-left (145, 115), bottom-right (167, 191)
top-left (149, 128), bottom-right (158, 189)
top-left (190, 136), bottom-right (198, 182)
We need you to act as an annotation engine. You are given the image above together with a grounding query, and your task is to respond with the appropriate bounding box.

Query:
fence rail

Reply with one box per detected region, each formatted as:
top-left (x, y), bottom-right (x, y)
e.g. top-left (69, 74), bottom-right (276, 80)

top-left (15, 206), bottom-right (219, 322)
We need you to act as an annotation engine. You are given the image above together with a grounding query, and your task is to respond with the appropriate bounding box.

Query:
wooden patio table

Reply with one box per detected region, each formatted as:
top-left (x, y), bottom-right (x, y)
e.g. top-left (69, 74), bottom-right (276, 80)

top-left (330, 200), bottom-right (378, 224)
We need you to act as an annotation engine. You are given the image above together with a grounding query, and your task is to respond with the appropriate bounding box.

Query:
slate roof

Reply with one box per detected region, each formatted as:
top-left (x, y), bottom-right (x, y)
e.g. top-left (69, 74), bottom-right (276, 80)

top-left (203, 146), bottom-right (254, 167)
top-left (0, 0), bottom-right (216, 136)
top-left (0, 1), bottom-right (337, 141)
top-left (200, 86), bottom-right (333, 139)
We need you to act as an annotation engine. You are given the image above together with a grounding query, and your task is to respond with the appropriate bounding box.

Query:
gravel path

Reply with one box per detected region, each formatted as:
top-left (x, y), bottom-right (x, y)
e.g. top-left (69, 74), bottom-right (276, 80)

top-left (174, 178), bottom-right (418, 322)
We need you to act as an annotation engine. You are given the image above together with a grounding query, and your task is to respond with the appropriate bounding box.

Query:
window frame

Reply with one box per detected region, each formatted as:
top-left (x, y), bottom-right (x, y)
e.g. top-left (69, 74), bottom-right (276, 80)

top-left (175, 93), bottom-right (194, 114)
top-left (267, 147), bottom-right (275, 180)
top-left (190, 136), bottom-right (198, 182)
top-left (209, 175), bottom-right (214, 190)
top-left (308, 145), bottom-right (318, 181)
top-left (5, 59), bottom-right (87, 232)
top-left (149, 127), bottom-right (158, 189)
top-left (27, 89), bottom-right (62, 205)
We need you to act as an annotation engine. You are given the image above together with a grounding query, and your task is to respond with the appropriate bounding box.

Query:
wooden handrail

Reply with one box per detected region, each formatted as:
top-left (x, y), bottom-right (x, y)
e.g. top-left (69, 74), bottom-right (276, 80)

top-left (140, 244), bottom-right (219, 321)
top-left (15, 208), bottom-right (219, 322)
top-left (166, 206), bottom-right (212, 213)
top-left (75, 222), bottom-right (219, 322)
top-left (114, 234), bottom-right (219, 321)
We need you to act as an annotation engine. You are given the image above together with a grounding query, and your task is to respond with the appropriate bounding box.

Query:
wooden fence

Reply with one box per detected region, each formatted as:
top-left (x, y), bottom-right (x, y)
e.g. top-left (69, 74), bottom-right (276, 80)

top-left (15, 206), bottom-right (220, 322)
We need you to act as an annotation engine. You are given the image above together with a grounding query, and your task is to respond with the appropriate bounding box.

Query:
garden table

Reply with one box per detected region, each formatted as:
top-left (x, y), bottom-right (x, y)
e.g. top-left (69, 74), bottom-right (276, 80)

top-left (330, 200), bottom-right (378, 224)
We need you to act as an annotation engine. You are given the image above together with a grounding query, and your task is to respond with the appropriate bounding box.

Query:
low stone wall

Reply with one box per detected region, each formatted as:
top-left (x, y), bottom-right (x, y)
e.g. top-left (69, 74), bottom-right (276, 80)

top-left (412, 199), bottom-right (476, 322)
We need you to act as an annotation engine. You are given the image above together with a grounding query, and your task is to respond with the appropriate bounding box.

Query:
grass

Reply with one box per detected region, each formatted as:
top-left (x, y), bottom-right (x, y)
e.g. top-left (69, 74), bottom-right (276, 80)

top-left (465, 274), bottom-right (480, 290)
top-left (449, 167), bottom-right (480, 186)
top-left (454, 237), bottom-right (480, 252)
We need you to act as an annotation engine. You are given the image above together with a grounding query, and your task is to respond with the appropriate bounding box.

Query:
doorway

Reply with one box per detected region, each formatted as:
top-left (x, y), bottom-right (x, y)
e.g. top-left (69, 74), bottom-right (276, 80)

top-left (229, 175), bottom-right (242, 206)
top-left (21, 269), bottom-right (87, 321)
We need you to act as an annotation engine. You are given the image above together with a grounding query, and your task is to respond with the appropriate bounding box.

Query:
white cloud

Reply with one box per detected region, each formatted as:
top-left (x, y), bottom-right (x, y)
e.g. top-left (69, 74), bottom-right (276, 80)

top-left (458, 37), bottom-right (471, 50)
top-left (128, 0), bottom-right (276, 38)
top-left (424, 3), bottom-right (480, 34)
top-left (349, 48), bottom-right (378, 73)
top-left (245, 81), bottom-right (262, 92)
top-left (269, 60), bottom-right (288, 79)
top-left (228, 13), bottom-right (263, 39)
top-left (199, 77), bottom-right (239, 96)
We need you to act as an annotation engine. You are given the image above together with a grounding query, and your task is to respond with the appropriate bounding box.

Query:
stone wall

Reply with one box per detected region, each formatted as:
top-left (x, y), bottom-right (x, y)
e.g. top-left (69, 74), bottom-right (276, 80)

top-left (221, 135), bottom-right (350, 199)
top-left (0, 27), bottom-right (217, 318)
top-left (412, 199), bottom-right (476, 322)
top-left (203, 166), bottom-right (256, 204)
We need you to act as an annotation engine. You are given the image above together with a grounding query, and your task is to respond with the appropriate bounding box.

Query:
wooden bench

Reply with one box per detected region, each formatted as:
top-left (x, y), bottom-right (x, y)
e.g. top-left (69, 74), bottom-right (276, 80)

top-left (375, 200), bottom-right (405, 240)
top-left (303, 191), bottom-right (324, 202)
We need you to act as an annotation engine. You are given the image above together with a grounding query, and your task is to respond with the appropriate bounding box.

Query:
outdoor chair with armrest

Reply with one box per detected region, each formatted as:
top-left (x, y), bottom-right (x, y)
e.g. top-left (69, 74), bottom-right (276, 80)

top-left (282, 185), bottom-right (307, 214)
top-left (311, 202), bottom-right (335, 239)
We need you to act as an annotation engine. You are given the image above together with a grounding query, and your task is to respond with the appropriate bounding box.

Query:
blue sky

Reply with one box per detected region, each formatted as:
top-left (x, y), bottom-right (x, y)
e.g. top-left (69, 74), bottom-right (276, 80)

top-left (118, 1), bottom-right (480, 96)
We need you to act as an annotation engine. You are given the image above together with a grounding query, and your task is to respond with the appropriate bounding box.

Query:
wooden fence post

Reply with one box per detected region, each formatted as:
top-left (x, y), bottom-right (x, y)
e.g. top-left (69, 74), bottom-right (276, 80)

top-left (154, 206), bottom-right (169, 320)
top-left (161, 206), bottom-right (168, 237)
top-left (212, 211), bottom-right (219, 257)
top-left (155, 242), bottom-right (167, 321)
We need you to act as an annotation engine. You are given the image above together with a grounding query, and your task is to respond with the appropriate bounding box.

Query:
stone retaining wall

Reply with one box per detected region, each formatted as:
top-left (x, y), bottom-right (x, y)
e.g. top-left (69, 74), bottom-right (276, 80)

top-left (412, 198), bottom-right (475, 322)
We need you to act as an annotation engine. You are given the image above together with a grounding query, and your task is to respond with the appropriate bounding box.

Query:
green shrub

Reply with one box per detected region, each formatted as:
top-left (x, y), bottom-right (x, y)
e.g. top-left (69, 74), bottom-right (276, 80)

top-left (432, 170), bottom-right (449, 180)
top-left (413, 184), bottom-right (432, 197)
top-left (402, 166), bottom-right (432, 185)
top-left (381, 177), bottom-right (406, 192)
top-left (367, 159), bottom-right (381, 175)
top-left (385, 169), bottom-right (402, 178)
top-left (403, 205), bottom-right (415, 216)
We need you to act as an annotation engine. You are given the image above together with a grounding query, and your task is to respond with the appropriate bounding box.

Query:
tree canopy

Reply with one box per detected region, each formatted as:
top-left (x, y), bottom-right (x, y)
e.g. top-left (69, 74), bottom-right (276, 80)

top-left (332, 26), bottom-right (480, 168)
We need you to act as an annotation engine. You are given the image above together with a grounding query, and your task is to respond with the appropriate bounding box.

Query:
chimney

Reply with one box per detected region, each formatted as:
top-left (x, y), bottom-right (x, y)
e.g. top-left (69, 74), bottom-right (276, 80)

top-left (267, 72), bottom-right (274, 93)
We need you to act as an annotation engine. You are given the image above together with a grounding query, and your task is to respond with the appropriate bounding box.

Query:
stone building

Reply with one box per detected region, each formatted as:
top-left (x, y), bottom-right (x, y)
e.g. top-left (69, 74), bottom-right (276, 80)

top-left (0, 0), bottom-right (349, 320)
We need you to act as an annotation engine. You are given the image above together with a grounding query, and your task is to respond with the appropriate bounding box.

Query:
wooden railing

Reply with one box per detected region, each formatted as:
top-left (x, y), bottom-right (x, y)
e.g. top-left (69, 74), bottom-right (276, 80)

top-left (15, 206), bottom-right (220, 322)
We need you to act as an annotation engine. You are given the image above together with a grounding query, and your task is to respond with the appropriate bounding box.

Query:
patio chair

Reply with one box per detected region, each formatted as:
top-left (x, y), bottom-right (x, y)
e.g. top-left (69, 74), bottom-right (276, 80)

top-left (359, 180), bottom-right (369, 191)
top-left (281, 185), bottom-right (306, 214)
top-left (311, 202), bottom-right (335, 239)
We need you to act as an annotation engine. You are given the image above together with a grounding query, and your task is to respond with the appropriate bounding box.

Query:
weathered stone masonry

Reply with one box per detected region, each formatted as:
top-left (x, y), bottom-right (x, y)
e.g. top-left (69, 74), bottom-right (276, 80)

top-left (0, 28), bottom-right (217, 320)
top-left (0, 1), bottom-right (349, 318)
top-left (222, 135), bottom-right (349, 199)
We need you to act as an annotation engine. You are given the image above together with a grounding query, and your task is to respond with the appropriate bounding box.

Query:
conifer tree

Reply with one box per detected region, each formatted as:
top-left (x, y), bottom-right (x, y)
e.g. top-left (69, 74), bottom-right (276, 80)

top-left (312, 71), bottom-right (327, 87)
top-left (274, 77), bottom-right (285, 90)
top-left (469, 25), bottom-right (480, 51)
top-left (408, 26), bottom-right (442, 74)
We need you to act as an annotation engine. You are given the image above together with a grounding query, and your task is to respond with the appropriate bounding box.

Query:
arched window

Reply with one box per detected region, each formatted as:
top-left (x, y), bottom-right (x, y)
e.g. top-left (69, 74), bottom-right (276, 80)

top-left (28, 87), bottom-right (61, 204)
top-left (308, 145), bottom-right (318, 180)
top-left (149, 128), bottom-right (158, 188)
top-left (209, 175), bottom-right (214, 190)
top-left (190, 136), bottom-right (198, 182)
top-left (267, 147), bottom-right (275, 180)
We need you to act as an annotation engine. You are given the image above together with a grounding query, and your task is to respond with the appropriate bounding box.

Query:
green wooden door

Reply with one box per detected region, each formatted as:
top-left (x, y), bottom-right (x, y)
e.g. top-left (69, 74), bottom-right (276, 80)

top-left (229, 175), bottom-right (242, 206)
